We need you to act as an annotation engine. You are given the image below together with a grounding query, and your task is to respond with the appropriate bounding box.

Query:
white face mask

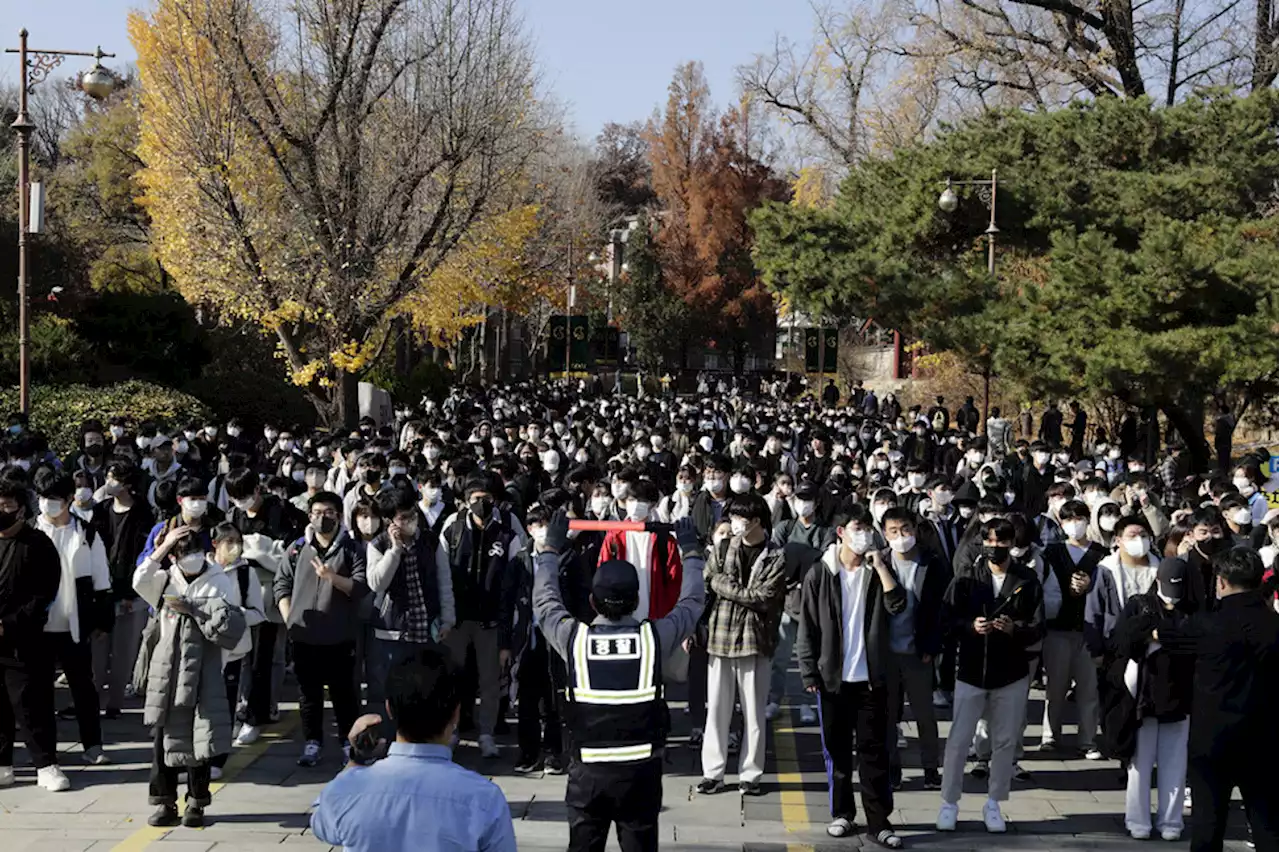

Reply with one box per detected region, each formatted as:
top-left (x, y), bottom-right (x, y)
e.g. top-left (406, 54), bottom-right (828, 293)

top-left (876, 460), bottom-right (890, 471)
top-left (591, 497), bottom-right (612, 517)
top-left (110, 426), bottom-right (125, 439)
top-left (610, 482), bottom-right (629, 500)
top-left (424, 446), bottom-right (441, 461)
top-left (699, 436), bottom-right (714, 452)
top-left (357, 516), bottom-right (380, 536)
top-left (388, 465), bottom-right (407, 478)
top-left (1049, 497), bottom-right (1067, 516)
top-left (1122, 537), bottom-right (1150, 557)
top-left (959, 505), bottom-right (975, 519)
top-left (1100, 514), bottom-right (1119, 532)
top-left (232, 497), bottom-right (255, 512)
top-left (730, 475), bottom-right (752, 494)
top-left (530, 525), bottom-right (549, 546)
top-left (888, 534), bottom-right (916, 554)
top-left (676, 480), bottom-right (694, 495)
top-left (908, 473), bottom-right (926, 488)
top-left (423, 487), bottom-right (442, 505)
top-left (39, 498), bottom-right (65, 518)
top-left (1231, 507), bottom-right (1253, 526)
top-left (848, 530), bottom-right (875, 555)
top-left (227, 426), bottom-right (242, 438)
top-left (1063, 519), bottom-right (1089, 541)
top-left (1033, 452), bottom-right (1051, 466)
top-left (182, 498), bottom-right (208, 519)
top-left (1233, 478), bottom-right (1256, 497)
top-left (178, 553), bottom-right (205, 575)
top-left (795, 499), bottom-right (816, 518)
top-left (932, 490), bottom-right (953, 507)
top-left (74, 487), bottom-right (94, 504)
top-left (542, 451), bottom-right (560, 472)
top-left (704, 476), bottom-right (725, 494)
top-left (730, 517), bottom-right (748, 537)
top-left (626, 501), bottom-right (652, 522)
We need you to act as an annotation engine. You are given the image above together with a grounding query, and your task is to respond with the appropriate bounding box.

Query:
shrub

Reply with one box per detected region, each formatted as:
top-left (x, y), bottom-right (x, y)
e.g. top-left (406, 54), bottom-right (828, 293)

top-left (0, 380), bottom-right (212, 455)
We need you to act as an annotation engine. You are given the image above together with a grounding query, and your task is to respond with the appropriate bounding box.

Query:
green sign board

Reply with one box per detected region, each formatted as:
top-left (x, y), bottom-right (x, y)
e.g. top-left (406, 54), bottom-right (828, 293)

top-left (549, 315), bottom-right (590, 375)
top-left (803, 328), bottom-right (838, 373)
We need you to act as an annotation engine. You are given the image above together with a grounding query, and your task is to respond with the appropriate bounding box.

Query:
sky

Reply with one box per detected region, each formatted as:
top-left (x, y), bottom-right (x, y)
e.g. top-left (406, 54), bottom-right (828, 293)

top-left (4, 0), bottom-right (809, 143)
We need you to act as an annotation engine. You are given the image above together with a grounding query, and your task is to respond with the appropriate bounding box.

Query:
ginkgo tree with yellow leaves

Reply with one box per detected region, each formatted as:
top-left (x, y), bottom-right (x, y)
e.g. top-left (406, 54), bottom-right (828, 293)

top-left (131, 0), bottom-right (549, 424)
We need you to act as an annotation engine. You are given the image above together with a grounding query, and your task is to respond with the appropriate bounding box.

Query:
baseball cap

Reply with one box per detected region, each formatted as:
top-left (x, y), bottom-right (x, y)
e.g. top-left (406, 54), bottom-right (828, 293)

top-left (1157, 557), bottom-right (1189, 602)
top-left (593, 559), bottom-right (640, 603)
top-left (794, 482), bottom-right (819, 501)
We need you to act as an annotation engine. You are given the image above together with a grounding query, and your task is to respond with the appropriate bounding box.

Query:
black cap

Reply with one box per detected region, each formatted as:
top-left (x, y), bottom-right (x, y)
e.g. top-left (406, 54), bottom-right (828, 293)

top-left (1157, 557), bottom-right (1189, 602)
top-left (593, 559), bottom-right (640, 603)
top-left (794, 482), bottom-right (819, 501)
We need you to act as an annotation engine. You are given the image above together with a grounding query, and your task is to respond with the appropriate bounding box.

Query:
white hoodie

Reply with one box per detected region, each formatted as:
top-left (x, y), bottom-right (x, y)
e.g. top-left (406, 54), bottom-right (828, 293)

top-left (36, 515), bottom-right (110, 644)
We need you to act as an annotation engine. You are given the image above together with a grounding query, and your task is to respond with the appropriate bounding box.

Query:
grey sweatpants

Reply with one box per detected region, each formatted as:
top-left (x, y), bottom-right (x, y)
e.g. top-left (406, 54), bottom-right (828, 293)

top-left (943, 676), bottom-right (1030, 804)
top-left (91, 601), bottom-right (148, 711)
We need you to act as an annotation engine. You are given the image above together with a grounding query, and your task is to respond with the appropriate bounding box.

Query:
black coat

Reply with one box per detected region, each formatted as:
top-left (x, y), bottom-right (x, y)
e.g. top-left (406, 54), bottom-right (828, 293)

top-left (1113, 591), bottom-right (1196, 722)
top-left (942, 559), bottom-right (1044, 690)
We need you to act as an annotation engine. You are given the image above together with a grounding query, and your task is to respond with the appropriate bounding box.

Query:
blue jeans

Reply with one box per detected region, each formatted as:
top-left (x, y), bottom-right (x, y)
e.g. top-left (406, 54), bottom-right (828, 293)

top-left (768, 613), bottom-right (800, 704)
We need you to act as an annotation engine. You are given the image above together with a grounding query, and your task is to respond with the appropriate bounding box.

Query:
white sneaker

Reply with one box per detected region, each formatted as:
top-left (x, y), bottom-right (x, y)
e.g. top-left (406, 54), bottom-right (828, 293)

top-left (478, 734), bottom-right (499, 759)
top-left (932, 690), bottom-right (951, 708)
top-left (1084, 747), bottom-right (1104, 760)
top-left (0, 766), bottom-right (13, 787)
top-left (936, 802), bottom-right (959, 831)
top-left (1184, 788), bottom-right (1193, 810)
top-left (82, 745), bottom-right (111, 766)
top-left (764, 702), bottom-right (780, 721)
top-left (983, 799), bottom-right (1007, 833)
top-left (1130, 828), bottom-right (1152, 840)
top-left (235, 723), bottom-right (261, 746)
top-left (37, 765), bottom-right (70, 792)
top-left (798, 705), bottom-right (817, 725)
top-left (210, 766), bottom-right (223, 781)
top-left (1161, 829), bottom-right (1181, 842)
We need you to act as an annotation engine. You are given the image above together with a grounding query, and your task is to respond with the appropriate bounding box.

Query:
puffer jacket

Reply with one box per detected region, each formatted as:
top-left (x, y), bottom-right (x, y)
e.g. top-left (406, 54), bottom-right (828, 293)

top-left (133, 557), bottom-right (245, 774)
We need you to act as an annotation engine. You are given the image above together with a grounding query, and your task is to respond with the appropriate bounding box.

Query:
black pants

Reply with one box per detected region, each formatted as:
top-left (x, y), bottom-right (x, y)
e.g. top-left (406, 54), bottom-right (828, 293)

top-left (566, 757), bottom-right (662, 852)
top-left (816, 681), bottom-right (894, 833)
top-left (149, 726), bottom-right (211, 807)
top-left (0, 645), bottom-right (57, 768)
top-left (211, 659), bottom-right (242, 770)
top-left (517, 638), bottom-right (563, 761)
top-left (1188, 750), bottom-right (1277, 852)
top-left (52, 632), bottom-right (101, 750)
top-left (293, 640), bottom-right (359, 747)
top-left (244, 622), bottom-right (278, 727)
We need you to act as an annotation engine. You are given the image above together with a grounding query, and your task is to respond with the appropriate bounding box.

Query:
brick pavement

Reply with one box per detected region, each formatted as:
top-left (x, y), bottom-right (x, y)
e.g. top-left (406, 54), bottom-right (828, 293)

top-left (0, 677), bottom-right (1255, 851)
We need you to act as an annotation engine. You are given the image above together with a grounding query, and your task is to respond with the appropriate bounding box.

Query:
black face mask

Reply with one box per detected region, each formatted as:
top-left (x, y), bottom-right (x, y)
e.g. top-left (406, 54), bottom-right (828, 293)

top-left (1199, 536), bottom-right (1228, 554)
top-left (470, 497), bottom-right (494, 521)
top-left (983, 545), bottom-right (1011, 566)
top-left (317, 516), bottom-right (338, 536)
top-left (0, 508), bottom-right (21, 530)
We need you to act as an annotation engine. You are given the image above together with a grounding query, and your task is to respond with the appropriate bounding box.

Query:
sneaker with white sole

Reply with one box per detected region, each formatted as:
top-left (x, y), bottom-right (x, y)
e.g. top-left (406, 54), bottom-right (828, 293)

top-left (235, 723), bottom-right (261, 746)
top-left (826, 817), bottom-right (854, 837)
top-left (764, 702), bottom-right (780, 721)
top-left (983, 799), bottom-right (1007, 833)
top-left (1084, 747), bottom-right (1104, 760)
top-left (297, 740), bottom-right (322, 767)
top-left (932, 690), bottom-right (952, 708)
top-left (1129, 828), bottom-right (1151, 840)
top-left (210, 766), bottom-right (223, 781)
top-left (1160, 829), bottom-right (1181, 841)
top-left (798, 704), bottom-right (817, 725)
top-left (82, 745), bottom-right (111, 766)
top-left (478, 734), bottom-right (499, 758)
top-left (936, 802), bottom-right (959, 831)
top-left (37, 765), bottom-right (70, 792)
top-left (0, 766), bottom-right (13, 787)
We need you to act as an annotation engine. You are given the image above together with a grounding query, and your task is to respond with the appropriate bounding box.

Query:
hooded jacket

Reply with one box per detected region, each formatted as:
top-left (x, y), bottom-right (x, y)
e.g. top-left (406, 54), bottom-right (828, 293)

top-left (1083, 551), bottom-right (1159, 657)
top-left (942, 557), bottom-right (1044, 690)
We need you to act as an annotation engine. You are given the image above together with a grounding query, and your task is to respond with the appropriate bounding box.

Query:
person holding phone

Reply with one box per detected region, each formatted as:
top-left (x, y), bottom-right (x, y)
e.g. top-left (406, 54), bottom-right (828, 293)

top-left (936, 518), bottom-right (1044, 834)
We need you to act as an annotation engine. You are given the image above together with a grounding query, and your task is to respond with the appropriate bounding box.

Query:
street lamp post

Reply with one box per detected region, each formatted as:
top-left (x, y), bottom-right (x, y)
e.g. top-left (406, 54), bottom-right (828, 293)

top-left (6, 30), bottom-right (116, 414)
top-left (938, 167), bottom-right (1001, 428)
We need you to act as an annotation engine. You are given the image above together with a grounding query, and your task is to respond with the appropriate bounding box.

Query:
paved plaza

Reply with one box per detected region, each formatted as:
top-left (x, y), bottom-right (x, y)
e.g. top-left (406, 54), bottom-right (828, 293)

top-left (0, 676), bottom-right (1255, 852)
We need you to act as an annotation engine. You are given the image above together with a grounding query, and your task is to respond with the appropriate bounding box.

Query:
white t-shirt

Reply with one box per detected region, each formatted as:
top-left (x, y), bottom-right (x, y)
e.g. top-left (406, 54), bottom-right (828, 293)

top-left (840, 567), bottom-right (869, 683)
top-left (624, 530), bottom-right (653, 620)
top-left (991, 571), bottom-right (1008, 596)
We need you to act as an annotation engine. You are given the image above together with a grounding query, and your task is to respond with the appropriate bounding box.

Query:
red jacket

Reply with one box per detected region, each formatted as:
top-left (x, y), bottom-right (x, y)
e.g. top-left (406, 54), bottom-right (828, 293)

top-left (598, 529), bottom-right (683, 619)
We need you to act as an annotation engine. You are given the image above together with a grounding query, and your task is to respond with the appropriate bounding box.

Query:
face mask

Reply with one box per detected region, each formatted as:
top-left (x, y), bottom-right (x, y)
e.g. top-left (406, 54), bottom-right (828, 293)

top-left (1122, 537), bottom-right (1149, 557)
top-left (984, 545), bottom-right (1010, 565)
top-left (889, 534), bottom-right (916, 554)
top-left (388, 465), bottom-right (408, 478)
top-left (1063, 519), bottom-right (1089, 540)
top-left (357, 516), bottom-right (380, 536)
top-left (1010, 545), bottom-right (1029, 559)
top-left (183, 430), bottom-right (197, 442)
top-left (601, 435), bottom-right (614, 447)
top-left (705, 476), bottom-right (725, 494)
top-left (795, 499), bottom-right (816, 518)
top-left (1231, 507), bottom-right (1253, 526)
top-left (424, 446), bottom-right (441, 461)
top-left (74, 487), bottom-right (94, 504)
top-left (1033, 452), bottom-right (1051, 466)
top-left (178, 553), bottom-right (206, 575)
top-left (730, 475), bottom-right (751, 494)
top-left (730, 517), bottom-right (748, 537)
top-left (871, 503), bottom-right (891, 523)
top-left (1234, 478), bottom-right (1256, 497)
top-left (227, 426), bottom-right (242, 438)
top-left (135, 436), bottom-right (150, 450)
top-left (398, 519), bottom-right (418, 538)
top-left (305, 472), bottom-right (326, 489)
top-left (38, 498), bottom-right (65, 518)
top-left (958, 506), bottom-right (975, 519)
top-left (671, 480), bottom-right (692, 496)
top-left (110, 426), bottom-right (125, 439)
top-left (591, 496), bottom-right (611, 516)
top-left (634, 445), bottom-right (651, 460)
top-left (264, 430), bottom-right (279, 443)
top-left (611, 482), bottom-right (629, 500)
top-left (530, 525), bottom-right (549, 546)
top-left (232, 497), bottom-right (255, 512)
top-left (182, 499), bottom-right (208, 519)
top-left (848, 530), bottom-right (874, 554)
top-left (1099, 515), bottom-right (1119, 532)
top-left (967, 450), bottom-right (983, 464)
top-left (204, 426), bottom-right (218, 438)
top-left (851, 467), bottom-right (864, 478)
top-left (876, 460), bottom-right (889, 471)
top-left (422, 487), bottom-right (442, 505)
top-left (0, 507), bottom-right (20, 529)
top-left (1049, 497), bottom-right (1067, 516)
top-left (933, 490), bottom-right (953, 507)
top-left (626, 501), bottom-right (652, 521)
top-left (470, 497), bottom-right (494, 521)
top-left (908, 473), bottom-right (926, 488)
top-left (219, 543), bottom-right (244, 564)
top-left (291, 469), bottom-right (307, 483)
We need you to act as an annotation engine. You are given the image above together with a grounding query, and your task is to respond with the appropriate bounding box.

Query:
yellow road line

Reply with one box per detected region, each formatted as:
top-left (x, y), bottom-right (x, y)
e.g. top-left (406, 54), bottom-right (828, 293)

top-left (110, 711), bottom-right (300, 852)
top-left (772, 719), bottom-right (813, 844)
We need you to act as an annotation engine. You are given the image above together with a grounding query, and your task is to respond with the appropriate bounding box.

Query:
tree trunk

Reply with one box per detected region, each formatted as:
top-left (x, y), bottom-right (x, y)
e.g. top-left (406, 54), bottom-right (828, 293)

top-left (1160, 401), bottom-right (1210, 473)
top-left (336, 369), bottom-right (360, 429)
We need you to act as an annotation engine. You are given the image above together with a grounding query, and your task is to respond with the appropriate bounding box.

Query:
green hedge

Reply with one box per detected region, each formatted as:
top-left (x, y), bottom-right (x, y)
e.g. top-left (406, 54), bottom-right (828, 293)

top-left (0, 380), bottom-right (212, 456)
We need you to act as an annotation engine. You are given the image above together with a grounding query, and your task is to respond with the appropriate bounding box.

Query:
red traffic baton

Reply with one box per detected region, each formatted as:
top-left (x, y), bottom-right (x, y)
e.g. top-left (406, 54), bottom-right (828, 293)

top-left (567, 519), bottom-right (675, 534)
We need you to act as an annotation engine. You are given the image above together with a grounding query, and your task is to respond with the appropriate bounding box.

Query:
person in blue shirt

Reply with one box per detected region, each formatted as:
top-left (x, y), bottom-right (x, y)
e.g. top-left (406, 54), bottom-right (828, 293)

top-left (310, 647), bottom-right (516, 852)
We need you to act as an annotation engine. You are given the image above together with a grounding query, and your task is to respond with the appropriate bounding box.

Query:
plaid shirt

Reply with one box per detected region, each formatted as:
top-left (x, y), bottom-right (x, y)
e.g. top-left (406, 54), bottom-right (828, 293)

top-left (705, 536), bottom-right (787, 659)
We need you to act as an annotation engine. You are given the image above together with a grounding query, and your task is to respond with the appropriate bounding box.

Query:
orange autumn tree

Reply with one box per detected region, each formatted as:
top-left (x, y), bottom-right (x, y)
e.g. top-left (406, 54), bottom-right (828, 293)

top-left (131, 0), bottom-right (544, 424)
top-left (644, 63), bottom-right (788, 373)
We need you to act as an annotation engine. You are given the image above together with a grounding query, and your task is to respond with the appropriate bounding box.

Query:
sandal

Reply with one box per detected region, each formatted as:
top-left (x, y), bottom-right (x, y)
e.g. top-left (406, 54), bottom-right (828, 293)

top-left (871, 829), bottom-right (903, 849)
top-left (826, 817), bottom-right (854, 837)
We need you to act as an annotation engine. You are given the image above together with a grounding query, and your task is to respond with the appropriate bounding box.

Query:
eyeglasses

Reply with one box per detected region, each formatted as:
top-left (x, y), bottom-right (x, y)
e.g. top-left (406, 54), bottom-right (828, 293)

top-left (310, 509), bottom-right (339, 519)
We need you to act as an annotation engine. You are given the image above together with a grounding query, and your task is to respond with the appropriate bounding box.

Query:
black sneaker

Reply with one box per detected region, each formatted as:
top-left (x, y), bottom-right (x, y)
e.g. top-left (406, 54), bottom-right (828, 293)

top-left (1013, 764), bottom-right (1032, 782)
top-left (148, 805), bottom-right (180, 827)
top-left (102, 707), bottom-right (122, 721)
top-left (544, 754), bottom-right (565, 775)
top-left (57, 705), bottom-right (78, 721)
top-left (182, 804), bottom-right (204, 828)
top-left (890, 768), bottom-right (903, 790)
top-left (513, 756), bottom-right (543, 775)
top-left (970, 760), bottom-right (989, 779)
top-left (696, 777), bottom-right (724, 795)
top-left (922, 769), bottom-right (942, 790)
top-left (739, 779), bottom-right (763, 796)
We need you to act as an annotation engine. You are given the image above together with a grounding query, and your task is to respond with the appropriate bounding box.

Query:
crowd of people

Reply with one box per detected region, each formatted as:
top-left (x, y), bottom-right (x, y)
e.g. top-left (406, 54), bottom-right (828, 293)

top-left (0, 384), bottom-right (1273, 851)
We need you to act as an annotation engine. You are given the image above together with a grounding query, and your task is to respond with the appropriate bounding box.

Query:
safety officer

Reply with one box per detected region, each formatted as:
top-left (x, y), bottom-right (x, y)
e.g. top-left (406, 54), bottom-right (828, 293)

top-left (531, 509), bottom-right (705, 852)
